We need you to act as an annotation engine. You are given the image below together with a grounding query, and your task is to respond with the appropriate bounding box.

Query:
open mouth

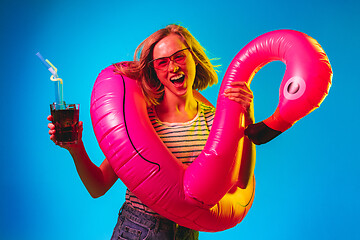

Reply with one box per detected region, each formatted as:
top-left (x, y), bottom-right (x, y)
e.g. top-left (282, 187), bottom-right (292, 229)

top-left (170, 75), bottom-right (185, 86)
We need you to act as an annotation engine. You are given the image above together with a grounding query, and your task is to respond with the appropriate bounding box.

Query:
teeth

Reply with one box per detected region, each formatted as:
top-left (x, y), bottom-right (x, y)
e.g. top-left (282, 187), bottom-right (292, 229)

top-left (170, 75), bottom-right (184, 81)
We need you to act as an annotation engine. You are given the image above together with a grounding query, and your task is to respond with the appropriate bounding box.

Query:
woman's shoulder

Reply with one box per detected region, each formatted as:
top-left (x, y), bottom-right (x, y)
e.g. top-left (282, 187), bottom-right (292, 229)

top-left (198, 101), bottom-right (215, 126)
top-left (199, 101), bottom-right (216, 113)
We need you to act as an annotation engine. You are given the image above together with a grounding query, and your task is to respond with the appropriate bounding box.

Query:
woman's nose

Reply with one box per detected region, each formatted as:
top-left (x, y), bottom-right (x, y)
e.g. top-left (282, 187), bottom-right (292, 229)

top-left (168, 61), bottom-right (179, 72)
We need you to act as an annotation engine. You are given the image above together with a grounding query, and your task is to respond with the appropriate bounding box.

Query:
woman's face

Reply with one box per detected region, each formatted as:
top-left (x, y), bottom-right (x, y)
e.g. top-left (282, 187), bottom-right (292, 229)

top-left (152, 34), bottom-right (197, 99)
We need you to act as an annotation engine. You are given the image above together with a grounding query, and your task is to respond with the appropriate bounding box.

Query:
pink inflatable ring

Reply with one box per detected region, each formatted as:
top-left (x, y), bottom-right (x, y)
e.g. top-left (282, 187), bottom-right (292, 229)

top-left (90, 30), bottom-right (332, 231)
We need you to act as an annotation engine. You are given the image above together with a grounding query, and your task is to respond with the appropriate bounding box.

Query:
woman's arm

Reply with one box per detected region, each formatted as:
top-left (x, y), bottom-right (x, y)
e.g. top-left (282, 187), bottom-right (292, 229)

top-left (47, 115), bottom-right (118, 198)
top-left (237, 101), bottom-right (256, 189)
top-left (67, 144), bottom-right (118, 198)
top-left (224, 82), bottom-right (256, 189)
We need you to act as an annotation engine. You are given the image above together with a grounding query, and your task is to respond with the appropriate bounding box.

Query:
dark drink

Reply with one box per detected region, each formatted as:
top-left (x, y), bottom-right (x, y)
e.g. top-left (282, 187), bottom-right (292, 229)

top-left (50, 103), bottom-right (79, 144)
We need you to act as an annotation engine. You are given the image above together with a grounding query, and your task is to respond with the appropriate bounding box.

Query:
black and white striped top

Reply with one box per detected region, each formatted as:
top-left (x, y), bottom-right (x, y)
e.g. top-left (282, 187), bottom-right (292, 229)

top-left (125, 101), bottom-right (216, 216)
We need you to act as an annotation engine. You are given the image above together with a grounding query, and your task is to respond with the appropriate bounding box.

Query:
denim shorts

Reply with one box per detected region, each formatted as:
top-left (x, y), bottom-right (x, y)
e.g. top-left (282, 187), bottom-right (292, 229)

top-left (111, 203), bottom-right (199, 240)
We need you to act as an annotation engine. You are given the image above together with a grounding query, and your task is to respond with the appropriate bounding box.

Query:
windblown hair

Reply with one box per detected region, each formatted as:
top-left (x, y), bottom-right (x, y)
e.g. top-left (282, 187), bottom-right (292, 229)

top-left (114, 24), bottom-right (219, 105)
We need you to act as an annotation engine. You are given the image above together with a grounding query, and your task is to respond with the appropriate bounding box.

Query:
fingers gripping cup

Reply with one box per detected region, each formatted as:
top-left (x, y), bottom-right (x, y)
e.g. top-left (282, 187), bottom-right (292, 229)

top-left (50, 103), bottom-right (80, 144)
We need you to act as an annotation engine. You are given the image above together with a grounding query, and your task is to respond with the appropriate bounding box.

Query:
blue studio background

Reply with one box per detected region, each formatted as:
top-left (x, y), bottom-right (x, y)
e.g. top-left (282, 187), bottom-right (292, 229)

top-left (1, 0), bottom-right (359, 239)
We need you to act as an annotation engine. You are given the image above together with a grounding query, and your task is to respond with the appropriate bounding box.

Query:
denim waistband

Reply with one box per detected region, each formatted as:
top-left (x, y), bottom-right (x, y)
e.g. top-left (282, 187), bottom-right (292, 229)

top-left (120, 202), bottom-right (176, 231)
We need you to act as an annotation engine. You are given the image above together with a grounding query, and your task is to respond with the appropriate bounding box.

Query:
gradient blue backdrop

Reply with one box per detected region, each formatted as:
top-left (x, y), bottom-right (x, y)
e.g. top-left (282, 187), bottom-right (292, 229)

top-left (1, 0), bottom-right (359, 239)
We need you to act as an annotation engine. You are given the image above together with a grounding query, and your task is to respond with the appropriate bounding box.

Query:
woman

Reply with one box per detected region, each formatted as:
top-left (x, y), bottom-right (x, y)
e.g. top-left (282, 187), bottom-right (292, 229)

top-left (48, 24), bottom-right (255, 240)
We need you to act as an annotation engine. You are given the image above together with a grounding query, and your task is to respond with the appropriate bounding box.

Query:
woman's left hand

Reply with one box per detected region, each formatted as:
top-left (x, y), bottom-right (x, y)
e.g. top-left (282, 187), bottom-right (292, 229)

top-left (224, 81), bottom-right (254, 125)
top-left (224, 81), bottom-right (253, 109)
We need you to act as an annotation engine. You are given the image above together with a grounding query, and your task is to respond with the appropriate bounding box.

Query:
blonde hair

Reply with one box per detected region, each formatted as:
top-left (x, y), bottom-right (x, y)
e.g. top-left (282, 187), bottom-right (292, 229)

top-left (114, 24), bottom-right (219, 105)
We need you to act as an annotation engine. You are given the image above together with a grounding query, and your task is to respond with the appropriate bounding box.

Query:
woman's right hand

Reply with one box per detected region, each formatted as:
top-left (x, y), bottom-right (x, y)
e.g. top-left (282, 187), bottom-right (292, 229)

top-left (47, 115), bottom-right (84, 151)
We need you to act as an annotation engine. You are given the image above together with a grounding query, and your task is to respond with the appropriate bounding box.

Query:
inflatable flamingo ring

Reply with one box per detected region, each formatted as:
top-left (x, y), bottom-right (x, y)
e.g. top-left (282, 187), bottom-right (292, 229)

top-left (90, 30), bottom-right (332, 232)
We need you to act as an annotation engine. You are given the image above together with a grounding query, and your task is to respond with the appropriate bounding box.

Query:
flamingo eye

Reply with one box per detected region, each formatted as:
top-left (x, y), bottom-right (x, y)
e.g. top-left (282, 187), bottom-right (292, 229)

top-left (287, 82), bottom-right (300, 94)
top-left (283, 77), bottom-right (306, 100)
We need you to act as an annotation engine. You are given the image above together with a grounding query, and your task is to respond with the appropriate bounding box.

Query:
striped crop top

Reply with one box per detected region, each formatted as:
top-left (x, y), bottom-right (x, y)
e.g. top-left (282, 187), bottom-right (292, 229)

top-left (125, 101), bottom-right (216, 216)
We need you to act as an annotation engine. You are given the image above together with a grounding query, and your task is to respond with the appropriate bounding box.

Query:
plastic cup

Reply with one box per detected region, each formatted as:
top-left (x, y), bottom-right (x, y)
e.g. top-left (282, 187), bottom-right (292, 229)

top-left (50, 103), bottom-right (80, 145)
